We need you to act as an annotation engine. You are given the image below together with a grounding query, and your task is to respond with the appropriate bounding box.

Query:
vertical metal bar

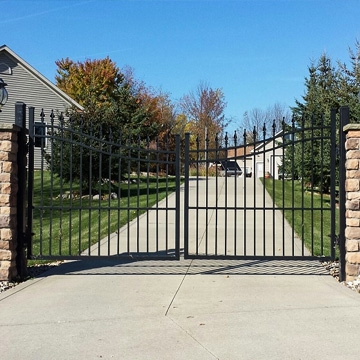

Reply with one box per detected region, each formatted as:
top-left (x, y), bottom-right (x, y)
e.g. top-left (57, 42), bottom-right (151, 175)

top-left (184, 133), bottom-right (190, 258)
top-left (98, 125), bottom-right (103, 256)
top-left (262, 124), bottom-right (266, 256)
top-left (311, 115), bottom-right (315, 256)
top-left (196, 136), bottom-right (199, 255)
top-left (224, 133), bottom-right (228, 255)
top-left (40, 109), bottom-right (45, 256)
top-left (117, 133), bottom-right (122, 255)
top-left (136, 135), bottom-right (140, 253)
top-left (291, 117), bottom-right (295, 256)
top-left (339, 106), bottom-right (349, 281)
top-left (301, 115), bottom-right (305, 256)
top-left (206, 133), bottom-right (209, 256)
top-left (108, 129), bottom-right (113, 256)
top-left (69, 115), bottom-right (73, 256)
top-left (79, 117), bottom-right (83, 255)
top-left (156, 136), bottom-right (159, 253)
top-left (234, 132), bottom-right (238, 256)
top-left (243, 130), bottom-right (247, 256)
top-left (215, 134), bottom-right (219, 256)
top-left (59, 112), bottom-right (64, 256)
top-left (88, 122), bottom-right (93, 255)
top-left (253, 127), bottom-right (257, 255)
top-left (165, 134), bottom-right (169, 254)
top-left (272, 120), bottom-right (276, 256)
top-left (330, 109), bottom-right (337, 260)
top-left (27, 107), bottom-right (35, 258)
top-left (127, 135), bottom-right (131, 254)
top-left (320, 114), bottom-right (324, 255)
top-left (175, 134), bottom-right (181, 260)
top-left (282, 119), bottom-right (286, 256)
top-left (146, 136), bottom-right (150, 253)
top-left (49, 111), bottom-right (54, 256)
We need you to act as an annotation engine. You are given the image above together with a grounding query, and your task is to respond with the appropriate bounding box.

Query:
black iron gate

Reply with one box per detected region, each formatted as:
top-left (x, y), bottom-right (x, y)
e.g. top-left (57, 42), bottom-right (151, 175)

top-left (27, 108), bottom-right (181, 260)
top-left (184, 108), bottom-right (348, 265)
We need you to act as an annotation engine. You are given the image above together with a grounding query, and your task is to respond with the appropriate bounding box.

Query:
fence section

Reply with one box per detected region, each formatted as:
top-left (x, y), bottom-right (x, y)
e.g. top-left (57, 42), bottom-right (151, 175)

top-left (27, 109), bottom-right (181, 260)
top-left (184, 113), bottom-right (338, 260)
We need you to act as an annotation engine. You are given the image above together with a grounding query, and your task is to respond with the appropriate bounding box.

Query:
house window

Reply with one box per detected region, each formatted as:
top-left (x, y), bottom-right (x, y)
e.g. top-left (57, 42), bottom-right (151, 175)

top-left (34, 122), bottom-right (46, 148)
top-left (284, 133), bottom-right (294, 142)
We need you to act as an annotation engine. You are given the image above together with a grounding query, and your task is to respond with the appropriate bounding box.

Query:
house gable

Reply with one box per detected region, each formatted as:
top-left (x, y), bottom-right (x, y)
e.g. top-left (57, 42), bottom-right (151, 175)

top-left (0, 45), bottom-right (82, 125)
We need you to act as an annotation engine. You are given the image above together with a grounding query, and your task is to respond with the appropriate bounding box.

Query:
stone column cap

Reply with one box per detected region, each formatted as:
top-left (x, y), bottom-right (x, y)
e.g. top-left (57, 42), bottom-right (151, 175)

top-left (0, 124), bottom-right (22, 132)
top-left (344, 124), bottom-right (360, 132)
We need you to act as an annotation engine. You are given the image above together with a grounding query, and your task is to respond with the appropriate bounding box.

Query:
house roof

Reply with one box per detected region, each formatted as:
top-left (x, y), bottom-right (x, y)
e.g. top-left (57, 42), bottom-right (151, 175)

top-left (227, 145), bottom-right (254, 159)
top-left (252, 129), bottom-right (285, 151)
top-left (0, 44), bottom-right (83, 111)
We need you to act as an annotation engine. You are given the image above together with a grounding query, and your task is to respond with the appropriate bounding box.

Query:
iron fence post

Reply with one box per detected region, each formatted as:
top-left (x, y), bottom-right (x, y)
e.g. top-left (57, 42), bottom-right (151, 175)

top-left (184, 133), bottom-right (190, 258)
top-left (15, 102), bottom-right (27, 278)
top-left (175, 134), bottom-right (181, 259)
top-left (330, 108), bottom-right (337, 260)
top-left (26, 106), bottom-right (35, 259)
top-left (339, 106), bottom-right (349, 282)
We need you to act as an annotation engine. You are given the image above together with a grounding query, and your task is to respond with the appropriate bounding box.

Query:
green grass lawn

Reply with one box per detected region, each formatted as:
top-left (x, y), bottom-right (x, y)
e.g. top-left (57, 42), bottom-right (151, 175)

top-left (262, 178), bottom-right (338, 258)
top-left (29, 171), bottom-right (178, 261)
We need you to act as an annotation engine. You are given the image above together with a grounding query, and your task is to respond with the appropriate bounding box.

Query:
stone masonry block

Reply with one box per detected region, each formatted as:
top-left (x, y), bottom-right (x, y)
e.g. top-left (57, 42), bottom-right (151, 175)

top-left (346, 170), bottom-right (360, 179)
top-left (346, 240), bottom-right (360, 252)
top-left (346, 252), bottom-right (360, 264)
top-left (0, 132), bottom-right (16, 141)
top-left (345, 179), bottom-right (360, 192)
top-left (346, 159), bottom-right (359, 170)
top-left (345, 227), bottom-right (360, 239)
top-left (347, 130), bottom-right (360, 138)
top-left (346, 150), bottom-right (360, 159)
top-left (0, 173), bottom-right (11, 182)
top-left (2, 161), bottom-right (17, 174)
top-left (346, 263), bottom-right (360, 277)
top-left (0, 194), bottom-right (11, 206)
top-left (0, 265), bottom-right (17, 281)
top-left (1, 183), bottom-right (17, 195)
top-left (346, 218), bottom-right (360, 227)
top-left (0, 207), bottom-right (16, 215)
top-left (0, 215), bottom-right (16, 228)
top-left (0, 249), bottom-right (14, 261)
top-left (345, 138), bottom-right (359, 150)
top-left (346, 210), bottom-right (360, 219)
top-left (0, 141), bottom-right (18, 153)
top-left (1, 228), bottom-right (16, 241)
top-left (347, 192), bottom-right (360, 200)
top-left (346, 200), bottom-right (360, 210)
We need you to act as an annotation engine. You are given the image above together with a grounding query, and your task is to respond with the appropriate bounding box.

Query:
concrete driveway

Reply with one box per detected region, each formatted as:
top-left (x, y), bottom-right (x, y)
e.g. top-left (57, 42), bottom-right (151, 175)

top-left (1, 258), bottom-right (360, 360)
top-left (87, 175), bottom-right (307, 258)
top-left (1, 175), bottom-right (359, 359)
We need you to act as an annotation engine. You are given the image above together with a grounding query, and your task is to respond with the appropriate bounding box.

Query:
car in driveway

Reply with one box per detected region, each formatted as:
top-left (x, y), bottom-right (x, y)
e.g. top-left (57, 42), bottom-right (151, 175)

top-left (245, 167), bottom-right (252, 177)
top-left (220, 161), bottom-right (243, 177)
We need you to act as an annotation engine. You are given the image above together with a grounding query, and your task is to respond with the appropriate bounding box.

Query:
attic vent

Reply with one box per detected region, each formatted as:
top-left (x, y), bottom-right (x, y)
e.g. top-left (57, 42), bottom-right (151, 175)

top-left (0, 63), bottom-right (12, 75)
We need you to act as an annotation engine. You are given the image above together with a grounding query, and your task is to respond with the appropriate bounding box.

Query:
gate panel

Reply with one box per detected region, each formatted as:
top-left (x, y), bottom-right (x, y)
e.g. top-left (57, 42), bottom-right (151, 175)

top-left (27, 109), bottom-right (181, 260)
top-left (184, 113), bottom-right (338, 260)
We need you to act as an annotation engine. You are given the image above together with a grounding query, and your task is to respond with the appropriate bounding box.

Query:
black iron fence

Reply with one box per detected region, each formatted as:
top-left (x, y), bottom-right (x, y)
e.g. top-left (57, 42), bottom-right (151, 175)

top-left (183, 110), bottom-right (344, 261)
top-left (25, 105), bottom-right (348, 279)
top-left (27, 108), bottom-right (181, 260)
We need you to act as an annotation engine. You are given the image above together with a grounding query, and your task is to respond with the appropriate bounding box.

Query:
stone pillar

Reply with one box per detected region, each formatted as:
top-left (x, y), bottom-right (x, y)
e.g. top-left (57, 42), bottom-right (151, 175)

top-left (0, 124), bottom-right (20, 280)
top-left (344, 124), bottom-right (360, 281)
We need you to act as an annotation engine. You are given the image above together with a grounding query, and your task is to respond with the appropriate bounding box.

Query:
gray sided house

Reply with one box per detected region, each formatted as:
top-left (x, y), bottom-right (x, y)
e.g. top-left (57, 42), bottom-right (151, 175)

top-left (0, 45), bottom-right (83, 168)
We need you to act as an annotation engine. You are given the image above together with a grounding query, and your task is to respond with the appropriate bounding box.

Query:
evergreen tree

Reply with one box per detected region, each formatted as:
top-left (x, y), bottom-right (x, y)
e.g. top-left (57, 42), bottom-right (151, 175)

top-left (288, 54), bottom-right (339, 192)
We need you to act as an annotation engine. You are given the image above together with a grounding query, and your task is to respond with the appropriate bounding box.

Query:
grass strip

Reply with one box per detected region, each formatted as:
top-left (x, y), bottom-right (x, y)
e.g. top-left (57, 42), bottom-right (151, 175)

top-left (30, 171), bottom-right (178, 260)
top-left (262, 178), bottom-right (338, 258)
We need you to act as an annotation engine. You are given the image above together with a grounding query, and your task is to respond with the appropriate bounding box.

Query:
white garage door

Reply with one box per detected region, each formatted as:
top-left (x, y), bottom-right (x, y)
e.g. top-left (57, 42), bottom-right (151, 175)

top-left (256, 162), bottom-right (264, 178)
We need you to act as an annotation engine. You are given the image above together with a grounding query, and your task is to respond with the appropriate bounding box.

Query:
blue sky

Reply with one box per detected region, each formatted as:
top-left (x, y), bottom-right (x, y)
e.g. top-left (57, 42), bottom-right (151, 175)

top-left (2, 0), bottom-right (360, 132)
